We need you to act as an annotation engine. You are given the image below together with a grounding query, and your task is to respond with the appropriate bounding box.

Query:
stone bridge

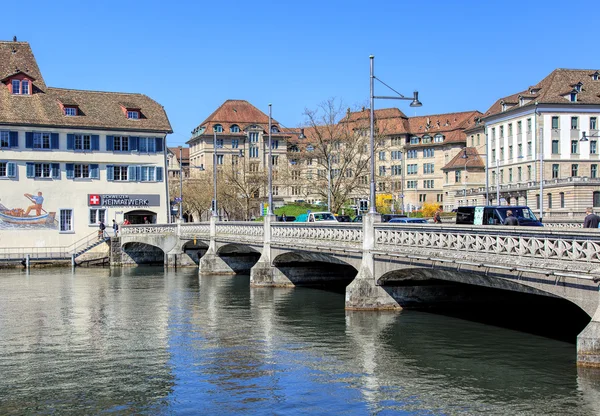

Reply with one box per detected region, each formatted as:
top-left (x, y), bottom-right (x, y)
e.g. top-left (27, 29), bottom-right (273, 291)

top-left (117, 215), bottom-right (600, 367)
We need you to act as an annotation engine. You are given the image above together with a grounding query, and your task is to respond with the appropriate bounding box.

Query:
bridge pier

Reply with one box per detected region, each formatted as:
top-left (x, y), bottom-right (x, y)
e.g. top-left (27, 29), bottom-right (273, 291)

top-left (578, 289), bottom-right (600, 368)
top-left (250, 215), bottom-right (293, 287)
top-left (345, 213), bottom-right (400, 311)
top-left (199, 217), bottom-right (236, 275)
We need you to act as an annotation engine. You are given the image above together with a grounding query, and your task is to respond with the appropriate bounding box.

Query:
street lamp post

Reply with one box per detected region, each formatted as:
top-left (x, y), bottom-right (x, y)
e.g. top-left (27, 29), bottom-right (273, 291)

top-left (267, 103), bottom-right (274, 216)
top-left (461, 148), bottom-right (468, 206)
top-left (538, 126), bottom-right (544, 219)
top-left (327, 154), bottom-right (332, 212)
top-left (213, 129), bottom-right (218, 218)
top-left (496, 159), bottom-right (500, 204)
top-left (369, 55), bottom-right (421, 214)
top-left (179, 146), bottom-right (183, 220)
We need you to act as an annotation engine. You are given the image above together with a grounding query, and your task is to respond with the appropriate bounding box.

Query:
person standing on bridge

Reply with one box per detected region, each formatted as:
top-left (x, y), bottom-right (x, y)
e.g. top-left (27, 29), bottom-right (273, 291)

top-left (583, 207), bottom-right (600, 228)
top-left (503, 210), bottom-right (519, 226)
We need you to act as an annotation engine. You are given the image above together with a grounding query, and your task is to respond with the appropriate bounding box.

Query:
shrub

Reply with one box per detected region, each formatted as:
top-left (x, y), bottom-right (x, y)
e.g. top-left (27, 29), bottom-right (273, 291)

top-left (421, 202), bottom-right (441, 218)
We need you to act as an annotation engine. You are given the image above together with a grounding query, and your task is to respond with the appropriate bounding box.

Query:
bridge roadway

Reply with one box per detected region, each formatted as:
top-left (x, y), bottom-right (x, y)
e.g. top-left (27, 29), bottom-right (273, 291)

top-left (117, 215), bottom-right (600, 367)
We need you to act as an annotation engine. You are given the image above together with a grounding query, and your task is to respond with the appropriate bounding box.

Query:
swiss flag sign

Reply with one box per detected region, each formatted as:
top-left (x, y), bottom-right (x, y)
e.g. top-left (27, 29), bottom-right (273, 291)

top-left (88, 194), bottom-right (101, 206)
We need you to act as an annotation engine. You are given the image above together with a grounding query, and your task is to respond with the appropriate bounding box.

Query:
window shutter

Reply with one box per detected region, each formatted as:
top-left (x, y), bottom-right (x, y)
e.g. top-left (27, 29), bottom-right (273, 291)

top-left (91, 135), bottom-right (100, 151)
top-left (66, 163), bottom-right (74, 179)
top-left (90, 164), bottom-right (99, 179)
top-left (7, 162), bottom-right (16, 178)
top-left (26, 163), bottom-right (34, 178)
top-left (51, 133), bottom-right (59, 149)
top-left (106, 165), bottom-right (114, 181)
top-left (9, 131), bottom-right (18, 147)
top-left (51, 163), bottom-right (60, 179)
top-left (128, 165), bottom-right (137, 181)
top-left (66, 134), bottom-right (75, 150)
top-left (106, 136), bottom-right (114, 151)
top-left (130, 136), bottom-right (139, 151)
top-left (155, 137), bottom-right (163, 152)
top-left (25, 132), bottom-right (33, 149)
top-left (156, 166), bottom-right (163, 182)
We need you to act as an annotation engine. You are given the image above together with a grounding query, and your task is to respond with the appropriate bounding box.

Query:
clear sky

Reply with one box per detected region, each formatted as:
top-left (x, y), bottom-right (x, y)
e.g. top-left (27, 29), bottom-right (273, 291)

top-left (2, 0), bottom-right (595, 147)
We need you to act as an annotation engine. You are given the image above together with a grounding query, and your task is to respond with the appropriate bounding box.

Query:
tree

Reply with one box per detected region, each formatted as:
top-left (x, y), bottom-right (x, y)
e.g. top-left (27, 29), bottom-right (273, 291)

top-left (219, 154), bottom-right (267, 220)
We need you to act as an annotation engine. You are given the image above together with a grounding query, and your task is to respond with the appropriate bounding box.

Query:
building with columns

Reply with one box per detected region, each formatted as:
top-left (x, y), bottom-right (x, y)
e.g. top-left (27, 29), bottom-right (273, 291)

top-left (481, 68), bottom-right (600, 219)
top-left (0, 39), bottom-right (172, 250)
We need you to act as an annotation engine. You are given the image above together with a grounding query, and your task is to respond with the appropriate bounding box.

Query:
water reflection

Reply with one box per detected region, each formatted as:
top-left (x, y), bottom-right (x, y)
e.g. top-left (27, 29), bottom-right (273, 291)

top-left (0, 268), bottom-right (599, 415)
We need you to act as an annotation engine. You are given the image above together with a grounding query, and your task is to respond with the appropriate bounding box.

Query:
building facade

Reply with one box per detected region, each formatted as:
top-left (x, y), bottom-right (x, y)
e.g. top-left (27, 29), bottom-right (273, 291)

top-left (0, 39), bottom-right (172, 250)
top-left (482, 68), bottom-right (600, 219)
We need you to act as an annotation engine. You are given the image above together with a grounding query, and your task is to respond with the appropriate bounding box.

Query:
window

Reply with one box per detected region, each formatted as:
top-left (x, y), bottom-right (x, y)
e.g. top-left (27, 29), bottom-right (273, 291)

top-left (500, 147), bottom-right (504, 159)
top-left (249, 132), bottom-right (259, 143)
top-left (249, 145), bottom-right (259, 158)
top-left (423, 163), bottom-right (434, 174)
top-left (445, 172), bottom-right (449, 184)
top-left (591, 141), bottom-right (597, 155)
top-left (492, 128), bottom-right (496, 140)
top-left (249, 163), bottom-right (259, 172)
top-left (391, 150), bottom-right (402, 160)
top-left (271, 126), bottom-right (279, 133)
top-left (378, 166), bottom-right (386, 176)
top-left (0, 162), bottom-right (17, 178)
top-left (422, 135), bottom-right (432, 144)
top-left (527, 118), bottom-right (532, 132)
top-left (271, 140), bottom-right (279, 149)
top-left (570, 93), bottom-right (577, 102)
top-left (127, 110), bottom-right (139, 119)
top-left (560, 192), bottom-right (565, 208)
top-left (0, 131), bottom-right (9, 148)
top-left (423, 148), bottom-right (434, 158)
top-left (410, 136), bottom-right (419, 144)
top-left (230, 125), bottom-right (240, 133)
top-left (138, 137), bottom-right (156, 153)
top-left (508, 123), bottom-right (513, 136)
top-left (74, 164), bottom-right (91, 178)
top-left (517, 121), bottom-right (522, 134)
top-left (26, 162), bottom-right (59, 179)
top-left (500, 126), bottom-right (504, 137)
top-left (527, 165), bottom-right (532, 180)
top-left (272, 155), bottom-right (279, 166)
top-left (407, 164), bottom-right (418, 175)
top-left (291, 170), bottom-right (300, 180)
top-left (89, 208), bottom-right (106, 225)
top-left (509, 145), bottom-right (513, 159)
top-left (527, 141), bottom-right (532, 156)
top-left (509, 168), bottom-right (513, 182)
top-left (571, 117), bottom-right (579, 130)
top-left (378, 151), bottom-right (386, 161)
top-left (571, 140), bottom-right (578, 154)
top-left (113, 136), bottom-right (129, 151)
top-left (378, 182), bottom-right (386, 192)
top-left (455, 171), bottom-right (461, 183)
top-left (232, 139), bottom-right (239, 148)
top-left (75, 134), bottom-right (91, 151)
top-left (35, 163), bottom-right (51, 178)
top-left (11, 79), bottom-right (21, 94)
top-left (552, 164), bottom-right (559, 178)
top-left (548, 193), bottom-right (552, 208)
top-left (423, 179), bottom-right (434, 188)
top-left (33, 132), bottom-right (51, 149)
top-left (419, 194), bottom-right (427, 202)
top-left (492, 149), bottom-right (496, 160)
top-left (391, 165), bottom-right (402, 176)
top-left (64, 107), bottom-right (77, 116)
top-left (518, 143), bottom-right (523, 157)
top-left (552, 117), bottom-right (559, 129)
top-left (406, 180), bottom-right (417, 189)
top-left (593, 164), bottom-right (598, 179)
top-left (407, 150), bottom-right (418, 159)
top-left (477, 134), bottom-right (480, 145)
top-left (518, 167), bottom-right (522, 181)
top-left (552, 140), bottom-right (559, 154)
top-left (434, 134), bottom-right (444, 143)
top-left (216, 155), bottom-right (224, 165)
top-left (112, 166), bottom-right (128, 181)
top-left (59, 209), bottom-right (73, 233)
top-left (572, 164), bottom-right (579, 176)
top-left (213, 124), bottom-right (223, 133)
top-left (595, 192), bottom-right (600, 208)
top-left (215, 139), bottom-right (224, 148)
top-left (591, 117), bottom-right (598, 130)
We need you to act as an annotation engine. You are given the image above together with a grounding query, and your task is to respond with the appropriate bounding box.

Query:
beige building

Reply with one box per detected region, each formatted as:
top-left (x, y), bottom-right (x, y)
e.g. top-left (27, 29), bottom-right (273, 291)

top-left (481, 68), bottom-right (600, 219)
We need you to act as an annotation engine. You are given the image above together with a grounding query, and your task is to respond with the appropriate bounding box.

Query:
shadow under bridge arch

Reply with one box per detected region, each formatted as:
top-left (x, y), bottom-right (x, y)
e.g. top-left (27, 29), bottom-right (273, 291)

top-left (121, 241), bottom-right (165, 266)
top-left (214, 243), bottom-right (261, 274)
top-left (271, 250), bottom-right (359, 289)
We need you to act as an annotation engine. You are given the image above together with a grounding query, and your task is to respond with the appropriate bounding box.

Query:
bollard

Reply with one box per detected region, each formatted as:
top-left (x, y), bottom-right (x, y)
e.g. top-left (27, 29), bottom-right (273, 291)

top-left (25, 254), bottom-right (30, 270)
top-left (71, 253), bottom-right (76, 268)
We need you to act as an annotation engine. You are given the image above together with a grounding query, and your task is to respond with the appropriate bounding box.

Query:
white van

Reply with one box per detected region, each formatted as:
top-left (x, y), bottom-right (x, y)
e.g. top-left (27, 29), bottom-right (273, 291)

top-left (307, 211), bottom-right (338, 222)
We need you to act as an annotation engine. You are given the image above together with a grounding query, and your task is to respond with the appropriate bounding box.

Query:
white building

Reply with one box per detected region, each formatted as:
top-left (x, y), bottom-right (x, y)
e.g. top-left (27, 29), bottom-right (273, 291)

top-left (482, 68), bottom-right (600, 218)
top-left (0, 39), bottom-right (172, 250)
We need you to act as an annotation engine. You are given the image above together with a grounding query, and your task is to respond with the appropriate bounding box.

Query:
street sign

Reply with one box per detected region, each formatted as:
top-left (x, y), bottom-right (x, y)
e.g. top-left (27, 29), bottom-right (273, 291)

top-left (263, 204), bottom-right (268, 215)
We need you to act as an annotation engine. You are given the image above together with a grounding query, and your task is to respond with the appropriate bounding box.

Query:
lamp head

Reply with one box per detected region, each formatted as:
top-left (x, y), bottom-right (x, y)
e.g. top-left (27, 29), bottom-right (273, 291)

top-left (581, 132), bottom-right (589, 142)
top-left (461, 149), bottom-right (468, 159)
top-left (410, 91), bottom-right (422, 107)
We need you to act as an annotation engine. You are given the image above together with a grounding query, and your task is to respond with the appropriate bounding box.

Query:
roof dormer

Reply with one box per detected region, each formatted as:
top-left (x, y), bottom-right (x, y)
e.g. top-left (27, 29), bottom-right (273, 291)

top-left (1, 70), bottom-right (36, 95)
top-left (591, 71), bottom-right (599, 81)
top-left (120, 103), bottom-right (142, 120)
top-left (572, 82), bottom-right (583, 92)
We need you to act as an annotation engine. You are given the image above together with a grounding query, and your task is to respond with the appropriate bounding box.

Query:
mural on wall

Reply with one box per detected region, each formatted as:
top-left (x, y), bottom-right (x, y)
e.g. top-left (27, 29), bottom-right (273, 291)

top-left (0, 192), bottom-right (57, 230)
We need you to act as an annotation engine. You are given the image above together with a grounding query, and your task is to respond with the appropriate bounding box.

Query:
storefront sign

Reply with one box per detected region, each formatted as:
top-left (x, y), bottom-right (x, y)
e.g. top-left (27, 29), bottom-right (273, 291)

top-left (88, 194), bottom-right (160, 207)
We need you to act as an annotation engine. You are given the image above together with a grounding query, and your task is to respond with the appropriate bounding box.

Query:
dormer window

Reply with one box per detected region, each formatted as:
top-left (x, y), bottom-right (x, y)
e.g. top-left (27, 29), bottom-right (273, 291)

top-left (410, 136), bottom-right (419, 145)
top-left (214, 124), bottom-right (223, 133)
top-left (434, 134), bottom-right (444, 143)
top-left (230, 124), bottom-right (240, 133)
top-left (422, 135), bottom-right (432, 144)
top-left (519, 97), bottom-right (525, 106)
top-left (575, 82), bottom-right (583, 92)
top-left (127, 110), bottom-right (139, 119)
top-left (570, 92), bottom-right (577, 102)
top-left (64, 107), bottom-right (78, 116)
top-left (271, 126), bottom-right (280, 133)
top-left (11, 79), bottom-right (29, 95)
top-left (501, 102), bottom-right (507, 112)
top-left (593, 72), bottom-right (600, 81)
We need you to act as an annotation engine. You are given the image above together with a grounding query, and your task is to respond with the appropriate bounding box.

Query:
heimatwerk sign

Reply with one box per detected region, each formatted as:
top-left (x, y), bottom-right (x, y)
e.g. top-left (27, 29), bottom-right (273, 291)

top-left (88, 194), bottom-right (160, 207)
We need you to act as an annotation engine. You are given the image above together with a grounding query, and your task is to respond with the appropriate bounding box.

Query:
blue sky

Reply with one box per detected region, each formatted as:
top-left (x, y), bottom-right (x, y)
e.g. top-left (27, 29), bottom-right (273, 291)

top-left (2, 1), bottom-right (594, 147)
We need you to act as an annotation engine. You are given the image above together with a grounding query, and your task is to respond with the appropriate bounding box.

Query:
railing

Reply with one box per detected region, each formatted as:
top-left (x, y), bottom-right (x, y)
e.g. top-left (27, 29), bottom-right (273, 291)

top-left (216, 222), bottom-right (263, 238)
top-left (374, 223), bottom-right (600, 263)
top-left (0, 230), bottom-right (106, 261)
top-left (272, 223), bottom-right (362, 248)
top-left (121, 224), bottom-right (177, 235)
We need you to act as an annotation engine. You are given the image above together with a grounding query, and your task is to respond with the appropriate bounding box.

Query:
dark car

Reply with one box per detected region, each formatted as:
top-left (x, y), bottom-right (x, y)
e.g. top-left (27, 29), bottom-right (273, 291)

top-left (456, 206), bottom-right (543, 226)
top-left (381, 214), bottom-right (408, 223)
top-left (336, 215), bottom-right (352, 222)
top-left (352, 215), bottom-right (362, 223)
top-left (277, 215), bottom-right (296, 222)
top-left (388, 218), bottom-right (429, 224)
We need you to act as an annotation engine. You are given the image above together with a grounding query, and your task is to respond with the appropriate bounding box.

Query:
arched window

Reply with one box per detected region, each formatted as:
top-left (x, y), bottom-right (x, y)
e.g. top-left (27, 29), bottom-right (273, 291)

top-left (422, 135), bottom-right (432, 144)
top-left (594, 191), bottom-right (600, 207)
top-left (271, 126), bottom-right (280, 133)
top-left (410, 136), bottom-right (419, 145)
top-left (230, 125), bottom-right (240, 133)
top-left (213, 124), bottom-right (223, 133)
top-left (434, 134), bottom-right (444, 143)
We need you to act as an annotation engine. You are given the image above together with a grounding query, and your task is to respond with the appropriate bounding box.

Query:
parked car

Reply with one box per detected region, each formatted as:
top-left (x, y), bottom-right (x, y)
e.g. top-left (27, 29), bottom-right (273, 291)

top-left (388, 218), bottom-right (429, 224)
top-left (351, 214), bottom-right (408, 223)
top-left (335, 215), bottom-right (352, 222)
top-left (352, 215), bottom-right (362, 223)
top-left (456, 206), bottom-right (543, 226)
top-left (307, 211), bottom-right (338, 222)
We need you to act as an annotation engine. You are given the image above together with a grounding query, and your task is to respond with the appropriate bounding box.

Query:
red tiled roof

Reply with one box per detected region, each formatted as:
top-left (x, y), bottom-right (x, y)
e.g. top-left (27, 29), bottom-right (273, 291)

top-left (193, 100), bottom-right (281, 135)
top-left (442, 147), bottom-right (485, 170)
top-left (168, 147), bottom-right (189, 162)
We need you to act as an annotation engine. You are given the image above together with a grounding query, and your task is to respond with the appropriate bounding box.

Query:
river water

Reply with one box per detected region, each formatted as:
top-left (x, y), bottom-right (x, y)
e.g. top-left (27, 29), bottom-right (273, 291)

top-left (1, 267), bottom-right (600, 415)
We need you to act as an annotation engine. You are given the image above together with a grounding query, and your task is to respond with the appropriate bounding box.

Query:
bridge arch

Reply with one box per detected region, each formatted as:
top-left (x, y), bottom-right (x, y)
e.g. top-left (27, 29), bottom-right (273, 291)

top-left (270, 250), bottom-right (359, 287)
top-left (121, 241), bottom-right (165, 266)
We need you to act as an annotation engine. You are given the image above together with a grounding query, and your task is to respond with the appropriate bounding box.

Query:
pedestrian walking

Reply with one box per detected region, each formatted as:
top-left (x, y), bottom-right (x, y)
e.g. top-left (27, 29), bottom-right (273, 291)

top-left (98, 220), bottom-right (106, 239)
top-left (433, 208), bottom-right (442, 224)
top-left (583, 207), bottom-right (600, 228)
top-left (112, 219), bottom-right (119, 237)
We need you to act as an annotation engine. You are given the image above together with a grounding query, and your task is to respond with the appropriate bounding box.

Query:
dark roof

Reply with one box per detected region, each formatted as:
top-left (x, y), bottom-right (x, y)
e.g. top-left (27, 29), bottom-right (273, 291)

top-left (442, 147), bottom-right (485, 170)
top-left (0, 40), bottom-right (172, 133)
top-left (485, 68), bottom-right (600, 118)
top-left (168, 146), bottom-right (189, 162)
